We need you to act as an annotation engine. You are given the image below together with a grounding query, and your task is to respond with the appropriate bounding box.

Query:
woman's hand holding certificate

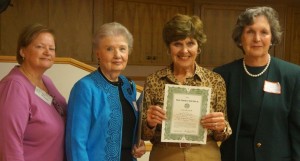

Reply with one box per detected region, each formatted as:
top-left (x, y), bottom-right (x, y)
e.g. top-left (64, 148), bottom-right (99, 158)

top-left (147, 105), bottom-right (167, 128)
top-left (201, 112), bottom-right (226, 132)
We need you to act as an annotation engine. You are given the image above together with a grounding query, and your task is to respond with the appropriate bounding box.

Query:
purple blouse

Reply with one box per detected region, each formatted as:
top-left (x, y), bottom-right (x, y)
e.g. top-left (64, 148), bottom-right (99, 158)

top-left (0, 66), bottom-right (67, 161)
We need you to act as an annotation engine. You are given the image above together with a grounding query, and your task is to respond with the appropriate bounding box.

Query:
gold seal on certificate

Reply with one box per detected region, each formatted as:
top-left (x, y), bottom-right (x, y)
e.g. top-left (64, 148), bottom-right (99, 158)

top-left (161, 84), bottom-right (211, 144)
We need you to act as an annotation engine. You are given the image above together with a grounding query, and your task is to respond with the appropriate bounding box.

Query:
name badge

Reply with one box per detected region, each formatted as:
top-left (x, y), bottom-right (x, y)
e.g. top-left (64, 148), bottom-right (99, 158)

top-left (35, 86), bottom-right (53, 105)
top-left (263, 81), bottom-right (281, 94)
top-left (133, 101), bottom-right (138, 111)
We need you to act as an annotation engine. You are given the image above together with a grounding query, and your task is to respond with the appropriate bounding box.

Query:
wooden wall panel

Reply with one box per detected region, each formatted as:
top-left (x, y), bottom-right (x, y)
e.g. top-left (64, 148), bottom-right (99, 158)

top-left (0, 0), bottom-right (48, 56)
top-left (287, 9), bottom-right (300, 64)
top-left (197, 4), bottom-right (288, 68)
top-left (114, 0), bottom-right (190, 65)
top-left (114, 0), bottom-right (153, 65)
top-left (198, 5), bottom-right (246, 68)
top-left (151, 4), bottom-right (187, 65)
top-left (0, 0), bottom-right (299, 67)
top-left (268, 6), bottom-right (286, 60)
top-left (49, 1), bottom-right (93, 63)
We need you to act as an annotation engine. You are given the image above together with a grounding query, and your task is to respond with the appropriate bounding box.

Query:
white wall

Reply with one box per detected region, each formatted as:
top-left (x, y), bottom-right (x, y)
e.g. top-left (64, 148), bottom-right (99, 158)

top-left (0, 62), bottom-right (90, 100)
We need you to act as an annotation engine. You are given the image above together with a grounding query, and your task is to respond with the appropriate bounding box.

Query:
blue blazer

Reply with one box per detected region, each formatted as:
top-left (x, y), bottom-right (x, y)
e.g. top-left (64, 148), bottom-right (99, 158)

top-left (66, 71), bottom-right (138, 161)
top-left (214, 57), bottom-right (300, 161)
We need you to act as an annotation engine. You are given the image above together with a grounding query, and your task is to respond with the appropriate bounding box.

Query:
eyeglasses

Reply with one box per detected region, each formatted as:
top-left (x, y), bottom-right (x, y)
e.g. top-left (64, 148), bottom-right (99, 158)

top-left (51, 95), bottom-right (64, 117)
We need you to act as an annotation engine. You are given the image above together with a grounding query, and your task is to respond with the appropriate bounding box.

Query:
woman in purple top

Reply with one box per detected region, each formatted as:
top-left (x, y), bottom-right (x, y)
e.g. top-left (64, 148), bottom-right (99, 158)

top-left (0, 23), bottom-right (67, 161)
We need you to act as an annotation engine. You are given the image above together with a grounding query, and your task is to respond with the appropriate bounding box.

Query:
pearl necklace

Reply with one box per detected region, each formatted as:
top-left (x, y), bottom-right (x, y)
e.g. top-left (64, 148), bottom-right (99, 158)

top-left (243, 54), bottom-right (271, 77)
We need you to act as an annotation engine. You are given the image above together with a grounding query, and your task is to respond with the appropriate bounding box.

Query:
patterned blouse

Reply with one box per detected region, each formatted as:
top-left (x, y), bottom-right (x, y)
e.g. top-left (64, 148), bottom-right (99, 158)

top-left (141, 63), bottom-right (232, 144)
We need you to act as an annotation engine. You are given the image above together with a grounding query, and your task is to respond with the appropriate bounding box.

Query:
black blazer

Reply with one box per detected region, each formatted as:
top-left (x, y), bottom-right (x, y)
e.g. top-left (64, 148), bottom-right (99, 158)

top-left (214, 57), bottom-right (300, 161)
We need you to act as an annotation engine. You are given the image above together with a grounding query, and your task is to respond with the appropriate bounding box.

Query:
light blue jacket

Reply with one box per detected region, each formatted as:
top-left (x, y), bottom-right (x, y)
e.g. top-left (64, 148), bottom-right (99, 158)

top-left (66, 70), bottom-right (138, 161)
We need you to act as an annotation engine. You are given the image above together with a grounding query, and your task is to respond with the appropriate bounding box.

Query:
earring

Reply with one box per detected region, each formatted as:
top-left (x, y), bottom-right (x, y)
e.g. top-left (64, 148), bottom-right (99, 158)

top-left (198, 49), bottom-right (202, 54)
top-left (20, 52), bottom-right (25, 60)
top-left (97, 58), bottom-right (100, 66)
top-left (239, 43), bottom-right (242, 46)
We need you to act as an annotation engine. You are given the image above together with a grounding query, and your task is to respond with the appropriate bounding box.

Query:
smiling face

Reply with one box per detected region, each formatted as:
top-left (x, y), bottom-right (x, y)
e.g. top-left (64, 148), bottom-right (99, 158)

top-left (169, 37), bottom-right (199, 70)
top-left (241, 15), bottom-right (272, 58)
top-left (21, 32), bottom-right (56, 71)
top-left (96, 35), bottom-right (129, 76)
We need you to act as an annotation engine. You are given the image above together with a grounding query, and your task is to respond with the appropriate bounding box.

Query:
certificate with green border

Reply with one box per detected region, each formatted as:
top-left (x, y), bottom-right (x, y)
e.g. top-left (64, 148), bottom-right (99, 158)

top-left (161, 84), bottom-right (211, 144)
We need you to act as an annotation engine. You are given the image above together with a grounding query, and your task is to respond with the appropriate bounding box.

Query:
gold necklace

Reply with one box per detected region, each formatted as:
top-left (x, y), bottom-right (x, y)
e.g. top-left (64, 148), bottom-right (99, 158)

top-left (20, 67), bottom-right (48, 93)
top-left (243, 54), bottom-right (271, 77)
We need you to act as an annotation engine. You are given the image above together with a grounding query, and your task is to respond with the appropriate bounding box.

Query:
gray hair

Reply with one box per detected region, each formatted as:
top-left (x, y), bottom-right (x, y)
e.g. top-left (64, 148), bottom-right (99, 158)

top-left (232, 6), bottom-right (282, 50)
top-left (92, 22), bottom-right (133, 54)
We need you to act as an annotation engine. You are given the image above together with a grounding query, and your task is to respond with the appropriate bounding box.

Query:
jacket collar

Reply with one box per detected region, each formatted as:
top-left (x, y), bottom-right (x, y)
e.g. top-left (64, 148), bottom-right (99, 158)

top-left (156, 63), bottom-right (205, 83)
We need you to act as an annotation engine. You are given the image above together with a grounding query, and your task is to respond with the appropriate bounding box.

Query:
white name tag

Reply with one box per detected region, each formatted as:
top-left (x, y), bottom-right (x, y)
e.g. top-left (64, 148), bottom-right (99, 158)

top-left (35, 86), bottom-right (53, 105)
top-left (263, 81), bottom-right (281, 94)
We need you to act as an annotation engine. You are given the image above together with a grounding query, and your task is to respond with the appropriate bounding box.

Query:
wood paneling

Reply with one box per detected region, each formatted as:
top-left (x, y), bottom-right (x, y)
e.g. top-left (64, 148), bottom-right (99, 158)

top-left (198, 5), bottom-right (245, 68)
top-left (0, 0), bottom-right (94, 63)
top-left (151, 4), bottom-right (187, 65)
top-left (0, 0), bottom-right (48, 55)
top-left (114, 0), bottom-right (153, 65)
top-left (49, 1), bottom-right (93, 62)
top-left (197, 4), bottom-right (288, 68)
top-left (287, 8), bottom-right (300, 64)
top-left (114, 0), bottom-right (190, 65)
top-left (0, 0), bottom-right (299, 67)
top-left (268, 6), bottom-right (286, 60)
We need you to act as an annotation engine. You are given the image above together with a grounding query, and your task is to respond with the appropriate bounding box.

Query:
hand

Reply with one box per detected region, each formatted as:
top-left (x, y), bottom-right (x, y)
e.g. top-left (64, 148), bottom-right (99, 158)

top-left (132, 140), bottom-right (146, 158)
top-left (146, 105), bottom-right (167, 128)
top-left (201, 112), bottom-right (226, 132)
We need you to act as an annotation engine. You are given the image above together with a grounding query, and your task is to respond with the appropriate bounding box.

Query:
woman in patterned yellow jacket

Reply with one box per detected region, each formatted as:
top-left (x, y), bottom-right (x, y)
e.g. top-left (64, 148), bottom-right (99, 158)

top-left (141, 14), bottom-right (232, 161)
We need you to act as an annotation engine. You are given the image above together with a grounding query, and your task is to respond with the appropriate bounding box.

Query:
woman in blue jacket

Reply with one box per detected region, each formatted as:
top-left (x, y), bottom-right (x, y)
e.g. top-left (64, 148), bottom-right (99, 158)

top-left (66, 22), bottom-right (145, 161)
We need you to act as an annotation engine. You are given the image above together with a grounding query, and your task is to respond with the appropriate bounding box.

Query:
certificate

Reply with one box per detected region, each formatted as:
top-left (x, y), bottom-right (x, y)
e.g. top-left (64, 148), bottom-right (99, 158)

top-left (161, 84), bottom-right (211, 144)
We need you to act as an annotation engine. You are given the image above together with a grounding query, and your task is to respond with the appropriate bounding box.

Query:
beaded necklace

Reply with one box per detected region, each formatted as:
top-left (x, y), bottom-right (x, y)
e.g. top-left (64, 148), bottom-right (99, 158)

top-left (243, 54), bottom-right (271, 77)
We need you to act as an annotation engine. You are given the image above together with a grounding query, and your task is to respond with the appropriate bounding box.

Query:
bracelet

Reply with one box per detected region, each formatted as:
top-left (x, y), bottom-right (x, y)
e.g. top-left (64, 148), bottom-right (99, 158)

top-left (221, 126), bottom-right (227, 133)
top-left (215, 125), bottom-right (227, 134)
